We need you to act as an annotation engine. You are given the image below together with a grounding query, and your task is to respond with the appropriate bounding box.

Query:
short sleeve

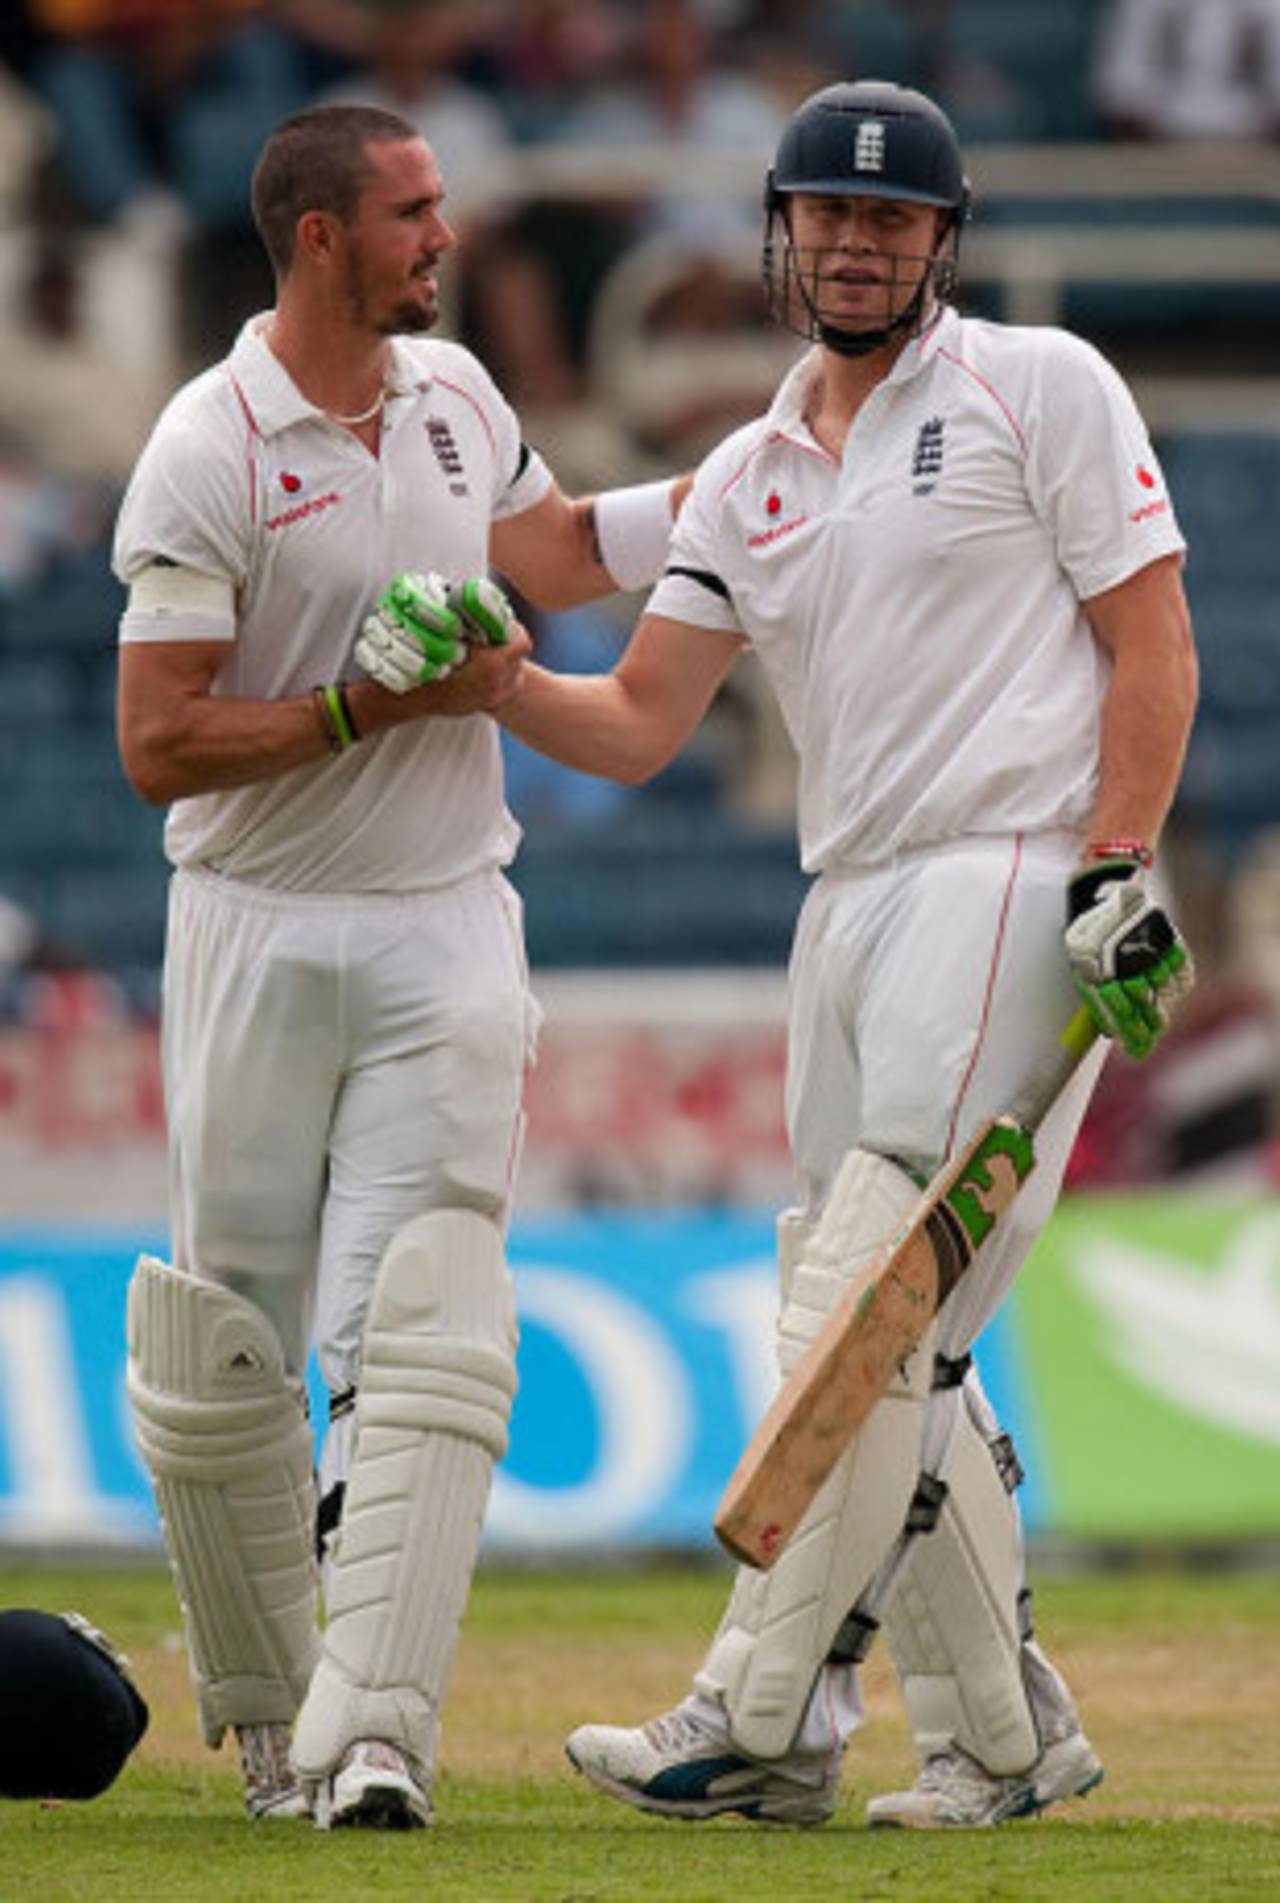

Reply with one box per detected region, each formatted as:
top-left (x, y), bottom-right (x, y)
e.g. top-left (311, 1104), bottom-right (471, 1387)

top-left (113, 390), bottom-right (249, 643)
top-left (113, 396), bottom-right (248, 588)
top-left (430, 343), bottom-right (553, 521)
top-left (493, 438), bottom-right (553, 522)
top-left (1024, 331), bottom-right (1185, 601)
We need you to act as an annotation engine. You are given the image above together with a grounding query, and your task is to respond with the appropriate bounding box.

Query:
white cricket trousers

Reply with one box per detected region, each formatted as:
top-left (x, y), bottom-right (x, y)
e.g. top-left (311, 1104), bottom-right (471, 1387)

top-left (161, 865), bottom-right (538, 1390)
top-left (786, 829), bottom-right (1107, 1358)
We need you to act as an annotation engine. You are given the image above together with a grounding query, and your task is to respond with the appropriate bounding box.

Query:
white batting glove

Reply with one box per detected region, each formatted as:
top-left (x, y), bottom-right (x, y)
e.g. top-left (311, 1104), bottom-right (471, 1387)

top-left (355, 572), bottom-right (517, 694)
top-left (1065, 859), bottom-right (1194, 1060)
top-left (355, 570), bottom-right (465, 692)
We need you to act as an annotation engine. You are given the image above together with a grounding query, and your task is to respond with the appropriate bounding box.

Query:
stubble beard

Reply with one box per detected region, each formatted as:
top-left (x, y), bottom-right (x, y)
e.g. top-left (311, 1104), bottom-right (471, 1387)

top-left (346, 257), bottom-right (439, 336)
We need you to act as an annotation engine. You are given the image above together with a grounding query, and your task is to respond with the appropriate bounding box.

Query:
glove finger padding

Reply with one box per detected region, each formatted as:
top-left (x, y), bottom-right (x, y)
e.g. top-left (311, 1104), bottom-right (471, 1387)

top-left (355, 608), bottom-right (456, 690)
top-left (379, 570), bottom-right (465, 678)
top-left (448, 576), bottom-right (516, 648)
top-left (1064, 860), bottom-right (1195, 1059)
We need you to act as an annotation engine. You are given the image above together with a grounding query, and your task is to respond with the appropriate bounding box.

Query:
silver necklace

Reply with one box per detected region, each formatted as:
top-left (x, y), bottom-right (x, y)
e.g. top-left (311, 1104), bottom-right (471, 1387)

top-left (325, 387), bottom-right (387, 427)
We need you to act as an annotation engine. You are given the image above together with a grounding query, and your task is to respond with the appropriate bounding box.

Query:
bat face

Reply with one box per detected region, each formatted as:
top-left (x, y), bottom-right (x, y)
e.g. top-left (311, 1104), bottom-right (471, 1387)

top-left (713, 1007), bottom-right (1097, 1572)
top-left (927, 1117), bottom-right (1037, 1305)
top-left (715, 1116), bottom-right (1039, 1569)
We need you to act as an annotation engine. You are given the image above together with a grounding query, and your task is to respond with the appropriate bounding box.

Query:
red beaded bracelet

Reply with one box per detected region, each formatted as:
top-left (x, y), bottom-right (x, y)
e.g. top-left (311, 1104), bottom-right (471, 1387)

top-left (1084, 839), bottom-right (1154, 868)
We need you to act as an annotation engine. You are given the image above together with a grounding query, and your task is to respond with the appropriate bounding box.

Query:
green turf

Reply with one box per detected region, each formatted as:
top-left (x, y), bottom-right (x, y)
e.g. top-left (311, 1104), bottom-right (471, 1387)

top-left (1, 1563), bottom-right (1277, 1901)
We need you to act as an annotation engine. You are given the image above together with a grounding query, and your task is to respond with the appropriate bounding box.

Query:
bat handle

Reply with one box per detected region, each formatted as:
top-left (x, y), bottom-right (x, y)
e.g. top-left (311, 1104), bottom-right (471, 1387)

top-left (1016, 1005), bottom-right (1099, 1127)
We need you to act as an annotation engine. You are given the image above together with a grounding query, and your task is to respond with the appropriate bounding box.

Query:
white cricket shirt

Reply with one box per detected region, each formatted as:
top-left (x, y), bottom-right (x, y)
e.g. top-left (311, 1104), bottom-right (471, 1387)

top-left (649, 305), bottom-right (1186, 874)
top-left (113, 316), bottom-right (551, 892)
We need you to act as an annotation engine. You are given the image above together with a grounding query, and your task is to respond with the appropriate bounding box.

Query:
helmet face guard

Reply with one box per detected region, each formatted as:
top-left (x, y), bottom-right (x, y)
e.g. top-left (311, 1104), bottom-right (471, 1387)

top-left (761, 81), bottom-right (970, 357)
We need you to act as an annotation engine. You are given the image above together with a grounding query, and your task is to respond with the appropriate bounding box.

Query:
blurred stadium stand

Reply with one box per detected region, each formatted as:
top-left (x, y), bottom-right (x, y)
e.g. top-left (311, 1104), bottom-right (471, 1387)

top-left (0, 0), bottom-right (1277, 1185)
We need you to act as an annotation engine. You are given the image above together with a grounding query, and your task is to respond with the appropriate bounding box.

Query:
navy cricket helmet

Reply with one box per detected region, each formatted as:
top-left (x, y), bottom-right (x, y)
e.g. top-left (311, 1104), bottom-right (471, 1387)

top-left (0, 1609), bottom-right (149, 1800)
top-left (763, 80), bottom-right (971, 354)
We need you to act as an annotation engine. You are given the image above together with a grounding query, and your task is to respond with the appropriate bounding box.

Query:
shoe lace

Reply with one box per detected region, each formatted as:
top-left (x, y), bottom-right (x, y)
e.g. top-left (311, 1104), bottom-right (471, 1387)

top-left (643, 1707), bottom-right (725, 1757)
top-left (917, 1748), bottom-right (1003, 1804)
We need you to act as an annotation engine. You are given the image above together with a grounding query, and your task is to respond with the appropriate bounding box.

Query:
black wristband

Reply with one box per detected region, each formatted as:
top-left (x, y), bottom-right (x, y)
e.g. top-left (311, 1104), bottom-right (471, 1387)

top-left (335, 683), bottom-right (360, 742)
top-left (1066, 858), bottom-right (1139, 923)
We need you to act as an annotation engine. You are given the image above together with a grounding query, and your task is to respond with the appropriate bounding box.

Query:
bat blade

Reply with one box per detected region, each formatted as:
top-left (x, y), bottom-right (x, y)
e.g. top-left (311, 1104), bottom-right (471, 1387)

top-left (714, 1009), bottom-right (1098, 1571)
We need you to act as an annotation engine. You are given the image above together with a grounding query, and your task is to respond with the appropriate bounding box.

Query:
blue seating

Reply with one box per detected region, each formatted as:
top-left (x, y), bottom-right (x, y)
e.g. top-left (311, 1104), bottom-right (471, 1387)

top-left (512, 802), bottom-right (806, 968)
top-left (44, 867), bottom-right (168, 971)
top-left (0, 655), bottom-right (80, 725)
top-left (7, 546), bottom-right (125, 650)
top-left (944, 0), bottom-right (1103, 139)
top-left (1180, 583), bottom-right (1280, 858)
top-left (1163, 436), bottom-right (1280, 588)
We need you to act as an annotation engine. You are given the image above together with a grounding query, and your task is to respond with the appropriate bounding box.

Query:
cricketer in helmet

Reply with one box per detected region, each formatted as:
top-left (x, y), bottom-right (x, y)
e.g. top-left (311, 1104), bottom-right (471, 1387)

top-left (764, 79), bottom-right (971, 357)
top-left (0, 1609), bottom-right (149, 1800)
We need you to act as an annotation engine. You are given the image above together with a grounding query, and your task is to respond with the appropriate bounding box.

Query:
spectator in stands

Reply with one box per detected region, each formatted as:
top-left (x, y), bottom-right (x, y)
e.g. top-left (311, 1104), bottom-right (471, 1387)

top-left (554, 0), bottom-right (788, 244)
top-left (0, 236), bottom-right (159, 484)
top-left (0, 48), bottom-right (51, 222)
top-left (317, 1), bottom-right (513, 223)
top-left (490, 0), bottom-right (631, 143)
top-left (27, 0), bottom-right (307, 234)
top-left (0, 896), bottom-right (40, 993)
top-left (471, 0), bottom-right (789, 411)
top-left (0, 893), bottom-right (127, 1028)
top-left (1094, 0), bottom-right (1280, 140)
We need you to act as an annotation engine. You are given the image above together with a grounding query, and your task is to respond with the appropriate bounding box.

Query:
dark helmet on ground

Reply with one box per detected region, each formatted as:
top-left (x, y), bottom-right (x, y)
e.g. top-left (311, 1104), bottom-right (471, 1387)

top-left (0, 1609), bottom-right (149, 1800)
top-left (763, 80), bottom-right (971, 355)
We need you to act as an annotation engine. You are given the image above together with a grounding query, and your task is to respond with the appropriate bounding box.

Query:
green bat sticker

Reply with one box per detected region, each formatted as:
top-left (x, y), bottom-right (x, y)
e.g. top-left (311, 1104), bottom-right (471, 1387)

top-left (946, 1118), bottom-right (1037, 1252)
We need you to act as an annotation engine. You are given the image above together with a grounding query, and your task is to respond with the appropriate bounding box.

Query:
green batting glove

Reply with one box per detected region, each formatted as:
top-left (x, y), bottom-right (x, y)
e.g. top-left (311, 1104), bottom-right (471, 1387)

top-left (379, 570), bottom-right (466, 677)
top-left (448, 575), bottom-right (517, 648)
top-left (1064, 859), bottom-right (1195, 1060)
top-left (355, 569), bottom-right (465, 691)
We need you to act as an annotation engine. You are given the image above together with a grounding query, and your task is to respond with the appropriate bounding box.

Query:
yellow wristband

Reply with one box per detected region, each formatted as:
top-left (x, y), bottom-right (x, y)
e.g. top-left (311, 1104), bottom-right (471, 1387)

top-left (324, 683), bottom-right (357, 750)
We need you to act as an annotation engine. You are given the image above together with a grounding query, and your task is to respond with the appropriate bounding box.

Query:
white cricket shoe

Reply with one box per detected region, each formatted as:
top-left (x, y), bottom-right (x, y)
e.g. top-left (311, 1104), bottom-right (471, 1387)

top-left (235, 1722), bottom-right (310, 1821)
top-left (312, 1739), bottom-right (431, 1831)
top-left (866, 1732), bottom-right (1104, 1829)
top-left (566, 1702), bottom-right (841, 1826)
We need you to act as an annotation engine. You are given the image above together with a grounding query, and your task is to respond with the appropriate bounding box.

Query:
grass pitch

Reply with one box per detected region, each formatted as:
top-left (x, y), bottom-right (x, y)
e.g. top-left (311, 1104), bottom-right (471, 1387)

top-left (1, 1560), bottom-right (1277, 1900)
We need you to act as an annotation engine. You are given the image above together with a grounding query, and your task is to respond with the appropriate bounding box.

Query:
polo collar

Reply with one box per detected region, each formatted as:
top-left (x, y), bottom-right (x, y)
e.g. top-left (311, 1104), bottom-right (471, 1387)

top-left (766, 304), bottom-right (958, 438)
top-left (767, 349), bottom-right (825, 436)
top-left (886, 303), bottom-right (956, 385)
top-left (225, 314), bottom-right (428, 438)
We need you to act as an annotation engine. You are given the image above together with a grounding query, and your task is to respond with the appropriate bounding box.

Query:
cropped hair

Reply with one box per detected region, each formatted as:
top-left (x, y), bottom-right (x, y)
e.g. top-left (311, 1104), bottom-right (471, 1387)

top-left (251, 104), bottom-right (421, 276)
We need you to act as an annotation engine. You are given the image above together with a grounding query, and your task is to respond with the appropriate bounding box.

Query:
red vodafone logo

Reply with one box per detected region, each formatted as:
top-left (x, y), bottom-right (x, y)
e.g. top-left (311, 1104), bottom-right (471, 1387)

top-left (1129, 461), bottom-right (1170, 524)
top-left (280, 471), bottom-right (302, 494)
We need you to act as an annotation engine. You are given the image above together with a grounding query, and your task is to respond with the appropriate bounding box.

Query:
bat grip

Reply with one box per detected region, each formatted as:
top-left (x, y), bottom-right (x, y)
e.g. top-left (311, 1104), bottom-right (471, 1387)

top-left (1013, 1005), bottom-right (1099, 1128)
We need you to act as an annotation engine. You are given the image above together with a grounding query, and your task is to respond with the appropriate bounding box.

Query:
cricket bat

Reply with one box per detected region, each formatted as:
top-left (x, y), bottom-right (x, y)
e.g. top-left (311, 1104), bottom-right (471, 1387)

top-left (714, 1007), bottom-right (1100, 1569)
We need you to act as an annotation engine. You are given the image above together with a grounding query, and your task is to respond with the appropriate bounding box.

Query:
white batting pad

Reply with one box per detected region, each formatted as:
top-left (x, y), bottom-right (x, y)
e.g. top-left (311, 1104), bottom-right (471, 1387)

top-left (290, 1210), bottom-right (517, 1793)
top-left (881, 1375), bottom-right (1050, 1775)
top-left (698, 1151), bottom-right (928, 1759)
top-left (126, 1256), bottom-right (320, 1746)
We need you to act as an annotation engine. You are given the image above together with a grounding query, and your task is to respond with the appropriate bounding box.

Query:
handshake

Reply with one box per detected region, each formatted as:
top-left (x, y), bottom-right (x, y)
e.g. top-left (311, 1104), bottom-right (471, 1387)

top-left (355, 570), bottom-right (518, 694)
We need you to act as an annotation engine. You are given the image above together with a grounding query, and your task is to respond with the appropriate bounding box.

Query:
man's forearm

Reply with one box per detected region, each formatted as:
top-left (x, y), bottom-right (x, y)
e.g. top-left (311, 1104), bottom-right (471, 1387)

top-left (1087, 638), bottom-right (1198, 852)
top-left (120, 652), bottom-right (523, 805)
top-left (498, 662), bottom-right (659, 785)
